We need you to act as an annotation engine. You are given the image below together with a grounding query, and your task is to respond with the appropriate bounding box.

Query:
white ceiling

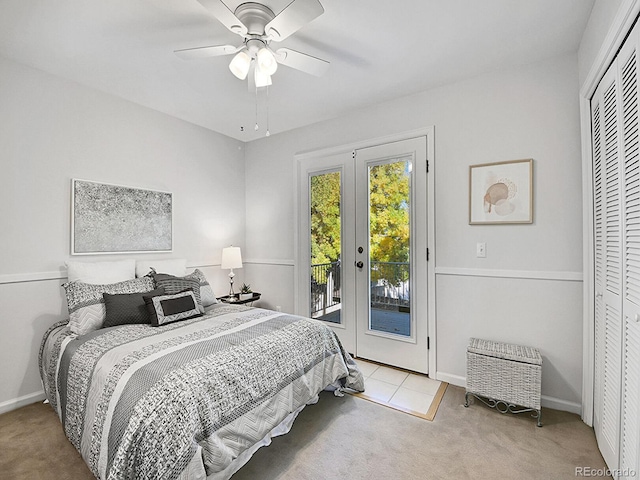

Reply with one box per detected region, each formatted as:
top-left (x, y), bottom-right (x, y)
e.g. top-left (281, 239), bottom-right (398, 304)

top-left (0, 0), bottom-right (594, 142)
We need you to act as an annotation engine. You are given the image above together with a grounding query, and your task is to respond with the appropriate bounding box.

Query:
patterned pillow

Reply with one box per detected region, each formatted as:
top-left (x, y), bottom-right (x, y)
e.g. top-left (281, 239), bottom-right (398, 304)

top-left (103, 287), bottom-right (165, 328)
top-left (144, 290), bottom-right (203, 326)
top-left (63, 277), bottom-right (155, 335)
top-left (189, 269), bottom-right (217, 307)
top-left (151, 272), bottom-right (204, 312)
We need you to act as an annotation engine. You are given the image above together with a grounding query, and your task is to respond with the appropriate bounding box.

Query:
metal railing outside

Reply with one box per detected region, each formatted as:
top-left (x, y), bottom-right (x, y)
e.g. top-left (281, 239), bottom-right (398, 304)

top-left (311, 261), bottom-right (341, 316)
top-left (370, 261), bottom-right (410, 309)
top-left (310, 260), bottom-right (410, 316)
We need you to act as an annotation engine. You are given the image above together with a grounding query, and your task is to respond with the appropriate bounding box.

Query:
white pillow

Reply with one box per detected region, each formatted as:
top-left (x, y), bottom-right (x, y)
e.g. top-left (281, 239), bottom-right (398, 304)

top-left (135, 258), bottom-right (187, 278)
top-left (66, 259), bottom-right (136, 285)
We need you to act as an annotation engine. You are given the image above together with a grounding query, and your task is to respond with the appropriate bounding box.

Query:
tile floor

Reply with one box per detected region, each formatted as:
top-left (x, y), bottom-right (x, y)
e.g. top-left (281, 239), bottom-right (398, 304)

top-left (353, 358), bottom-right (446, 420)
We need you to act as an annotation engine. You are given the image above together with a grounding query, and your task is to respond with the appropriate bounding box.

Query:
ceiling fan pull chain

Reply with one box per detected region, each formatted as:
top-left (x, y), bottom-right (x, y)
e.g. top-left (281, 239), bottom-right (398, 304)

top-left (265, 86), bottom-right (270, 137)
top-left (254, 86), bottom-right (259, 131)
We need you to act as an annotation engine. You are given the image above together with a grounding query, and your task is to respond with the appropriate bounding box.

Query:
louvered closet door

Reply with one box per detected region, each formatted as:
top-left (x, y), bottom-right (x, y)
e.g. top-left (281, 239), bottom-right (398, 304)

top-left (592, 19), bottom-right (640, 479)
top-left (592, 59), bottom-right (623, 473)
top-left (619, 24), bottom-right (640, 479)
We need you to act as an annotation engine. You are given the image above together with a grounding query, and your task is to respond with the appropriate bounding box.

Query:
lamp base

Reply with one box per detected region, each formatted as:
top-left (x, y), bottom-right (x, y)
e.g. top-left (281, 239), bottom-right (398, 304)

top-left (228, 269), bottom-right (236, 297)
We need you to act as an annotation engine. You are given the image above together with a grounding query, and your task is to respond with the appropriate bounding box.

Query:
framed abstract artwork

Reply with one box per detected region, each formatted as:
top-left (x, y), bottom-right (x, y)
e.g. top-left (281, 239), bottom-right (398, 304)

top-left (71, 179), bottom-right (173, 255)
top-left (469, 159), bottom-right (533, 225)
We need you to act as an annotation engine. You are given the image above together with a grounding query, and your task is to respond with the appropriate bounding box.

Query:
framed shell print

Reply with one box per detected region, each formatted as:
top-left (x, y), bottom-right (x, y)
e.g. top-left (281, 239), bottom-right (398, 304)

top-left (469, 159), bottom-right (533, 225)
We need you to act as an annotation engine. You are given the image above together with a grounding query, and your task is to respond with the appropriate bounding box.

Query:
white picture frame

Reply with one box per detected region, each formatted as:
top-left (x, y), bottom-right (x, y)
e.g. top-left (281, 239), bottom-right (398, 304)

top-left (71, 179), bottom-right (173, 255)
top-left (469, 159), bottom-right (533, 225)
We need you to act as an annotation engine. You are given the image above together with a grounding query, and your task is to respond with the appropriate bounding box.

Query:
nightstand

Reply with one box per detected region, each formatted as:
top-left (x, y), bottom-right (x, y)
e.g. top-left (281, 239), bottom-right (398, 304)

top-left (217, 292), bottom-right (261, 305)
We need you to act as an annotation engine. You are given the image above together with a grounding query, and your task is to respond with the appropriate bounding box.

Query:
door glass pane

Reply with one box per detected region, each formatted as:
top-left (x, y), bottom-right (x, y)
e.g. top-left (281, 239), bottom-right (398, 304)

top-left (369, 159), bottom-right (411, 336)
top-left (310, 171), bottom-right (342, 324)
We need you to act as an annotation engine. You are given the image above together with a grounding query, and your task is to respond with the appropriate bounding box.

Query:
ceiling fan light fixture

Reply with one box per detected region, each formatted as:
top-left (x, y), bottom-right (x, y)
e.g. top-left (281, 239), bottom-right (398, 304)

top-left (254, 65), bottom-right (272, 88)
top-left (229, 49), bottom-right (251, 80)
top-left (257, 47), bottom-right (278, 76)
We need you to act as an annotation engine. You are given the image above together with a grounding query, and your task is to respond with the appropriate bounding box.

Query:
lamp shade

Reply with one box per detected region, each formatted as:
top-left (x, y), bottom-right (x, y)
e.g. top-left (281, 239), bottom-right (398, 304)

top-left (257, 47), bottom-right (278, 76)
top-left (229, 50), bottom-right (251, 80)
top-left (221, 246), bottom-right (243, 269)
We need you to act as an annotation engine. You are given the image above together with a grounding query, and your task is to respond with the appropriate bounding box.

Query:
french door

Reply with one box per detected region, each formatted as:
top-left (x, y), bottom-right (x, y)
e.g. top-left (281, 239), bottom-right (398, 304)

top-left (354, 138), bottom-right (428, 372)
top-left (297, 135), bottom-right (430, 374)
top-left (299, 152), bottom-right (357, 353)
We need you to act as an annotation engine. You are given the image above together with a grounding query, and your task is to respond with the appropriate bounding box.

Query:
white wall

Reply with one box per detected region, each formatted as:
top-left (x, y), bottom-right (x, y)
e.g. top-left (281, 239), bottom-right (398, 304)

top-left (244, 53), bottom-right (584, 411)
top-left (0, 56), bottom-right (246, 412)
top-left (578, 0), bottom-right (624, 87)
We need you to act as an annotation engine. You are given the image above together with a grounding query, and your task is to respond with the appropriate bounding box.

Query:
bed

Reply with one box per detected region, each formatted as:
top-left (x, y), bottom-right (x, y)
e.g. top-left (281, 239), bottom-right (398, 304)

top-left (39, 297), bottom-right (364, 480)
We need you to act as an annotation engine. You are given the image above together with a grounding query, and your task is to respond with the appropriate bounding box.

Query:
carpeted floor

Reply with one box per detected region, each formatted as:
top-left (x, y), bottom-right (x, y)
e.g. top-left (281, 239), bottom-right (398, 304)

top-left (0, 386), bottom-right (609, 480)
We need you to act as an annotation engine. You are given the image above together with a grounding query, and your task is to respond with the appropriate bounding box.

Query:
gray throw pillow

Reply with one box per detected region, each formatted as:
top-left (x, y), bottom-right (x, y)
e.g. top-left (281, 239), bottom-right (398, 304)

top-left (189, 269), bottom-right (217, 307)
top-left (103, 287), bottom-right (164, 328)
top-left (144, 290), bottom-right (203, 326)
top-left (151, 272), bottom-right (204, 312)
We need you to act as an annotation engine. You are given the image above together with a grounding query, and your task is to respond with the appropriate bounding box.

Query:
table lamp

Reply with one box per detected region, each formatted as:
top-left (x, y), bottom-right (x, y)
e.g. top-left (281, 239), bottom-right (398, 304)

top-left (221, 246), bottom-right (243, 297)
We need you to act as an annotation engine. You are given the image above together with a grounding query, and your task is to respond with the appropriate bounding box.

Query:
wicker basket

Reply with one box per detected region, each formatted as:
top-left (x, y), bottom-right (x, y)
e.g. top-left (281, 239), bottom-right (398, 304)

top-left (465, 338), bottom-right (542, 424)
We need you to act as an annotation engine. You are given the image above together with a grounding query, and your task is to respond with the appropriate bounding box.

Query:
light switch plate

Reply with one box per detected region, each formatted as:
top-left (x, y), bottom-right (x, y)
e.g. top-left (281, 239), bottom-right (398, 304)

top-left (476, 242), bottom-right (486, 258)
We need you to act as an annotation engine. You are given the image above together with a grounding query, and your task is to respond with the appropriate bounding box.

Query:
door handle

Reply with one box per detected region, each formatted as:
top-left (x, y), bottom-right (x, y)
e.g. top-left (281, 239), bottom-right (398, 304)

top-left (355, 261), bottom-right (364, 269)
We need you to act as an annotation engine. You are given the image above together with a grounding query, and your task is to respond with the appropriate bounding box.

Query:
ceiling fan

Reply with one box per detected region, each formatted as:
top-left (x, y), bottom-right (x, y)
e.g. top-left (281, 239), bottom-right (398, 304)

top-left (175, 0), bottom-right (330, 88)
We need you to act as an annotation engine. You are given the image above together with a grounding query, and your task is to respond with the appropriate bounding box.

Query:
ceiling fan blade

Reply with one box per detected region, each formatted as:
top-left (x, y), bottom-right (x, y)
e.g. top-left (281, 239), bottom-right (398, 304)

top-left (274, 47), bottom-right (329, 76)
top-left (265, 0), bottom-right (324, 41)
top-left (196, 0), bottom-right (248, 36)
top-left (174, 44), bottom-right (239, 59)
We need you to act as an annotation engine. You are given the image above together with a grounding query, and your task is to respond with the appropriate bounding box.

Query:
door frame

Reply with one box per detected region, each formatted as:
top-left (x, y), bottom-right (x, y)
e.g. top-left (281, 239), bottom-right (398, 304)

top-left (579, 0), bottom-right (640, 427)
top-left (293, 127), bottom-right (436, 377)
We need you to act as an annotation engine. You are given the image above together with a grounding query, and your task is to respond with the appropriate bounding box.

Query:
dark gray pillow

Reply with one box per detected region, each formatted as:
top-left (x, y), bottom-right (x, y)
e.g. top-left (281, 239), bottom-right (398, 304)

top-left (151, 272), bottom-right (203, 312)
top-left (144, 289), bottom-right (202, 326)
top-left (103, 287), bottom-right (165, 327)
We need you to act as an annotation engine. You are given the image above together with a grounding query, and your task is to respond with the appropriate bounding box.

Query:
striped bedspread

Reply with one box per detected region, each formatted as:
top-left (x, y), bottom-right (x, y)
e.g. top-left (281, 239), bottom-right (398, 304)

top-left (39, 304), bottom-right (364, 480)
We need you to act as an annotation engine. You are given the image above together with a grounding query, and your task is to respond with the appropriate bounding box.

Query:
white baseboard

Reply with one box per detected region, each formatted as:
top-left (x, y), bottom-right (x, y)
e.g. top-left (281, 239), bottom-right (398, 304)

top-left (435, 372), bottom-right (581, 415)
top-left (541, 395), bottom-right (581, 415)
top-left (435, 371), bottom-right (466, 387)
top-left (0, 391), bottom-right (46, 415)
